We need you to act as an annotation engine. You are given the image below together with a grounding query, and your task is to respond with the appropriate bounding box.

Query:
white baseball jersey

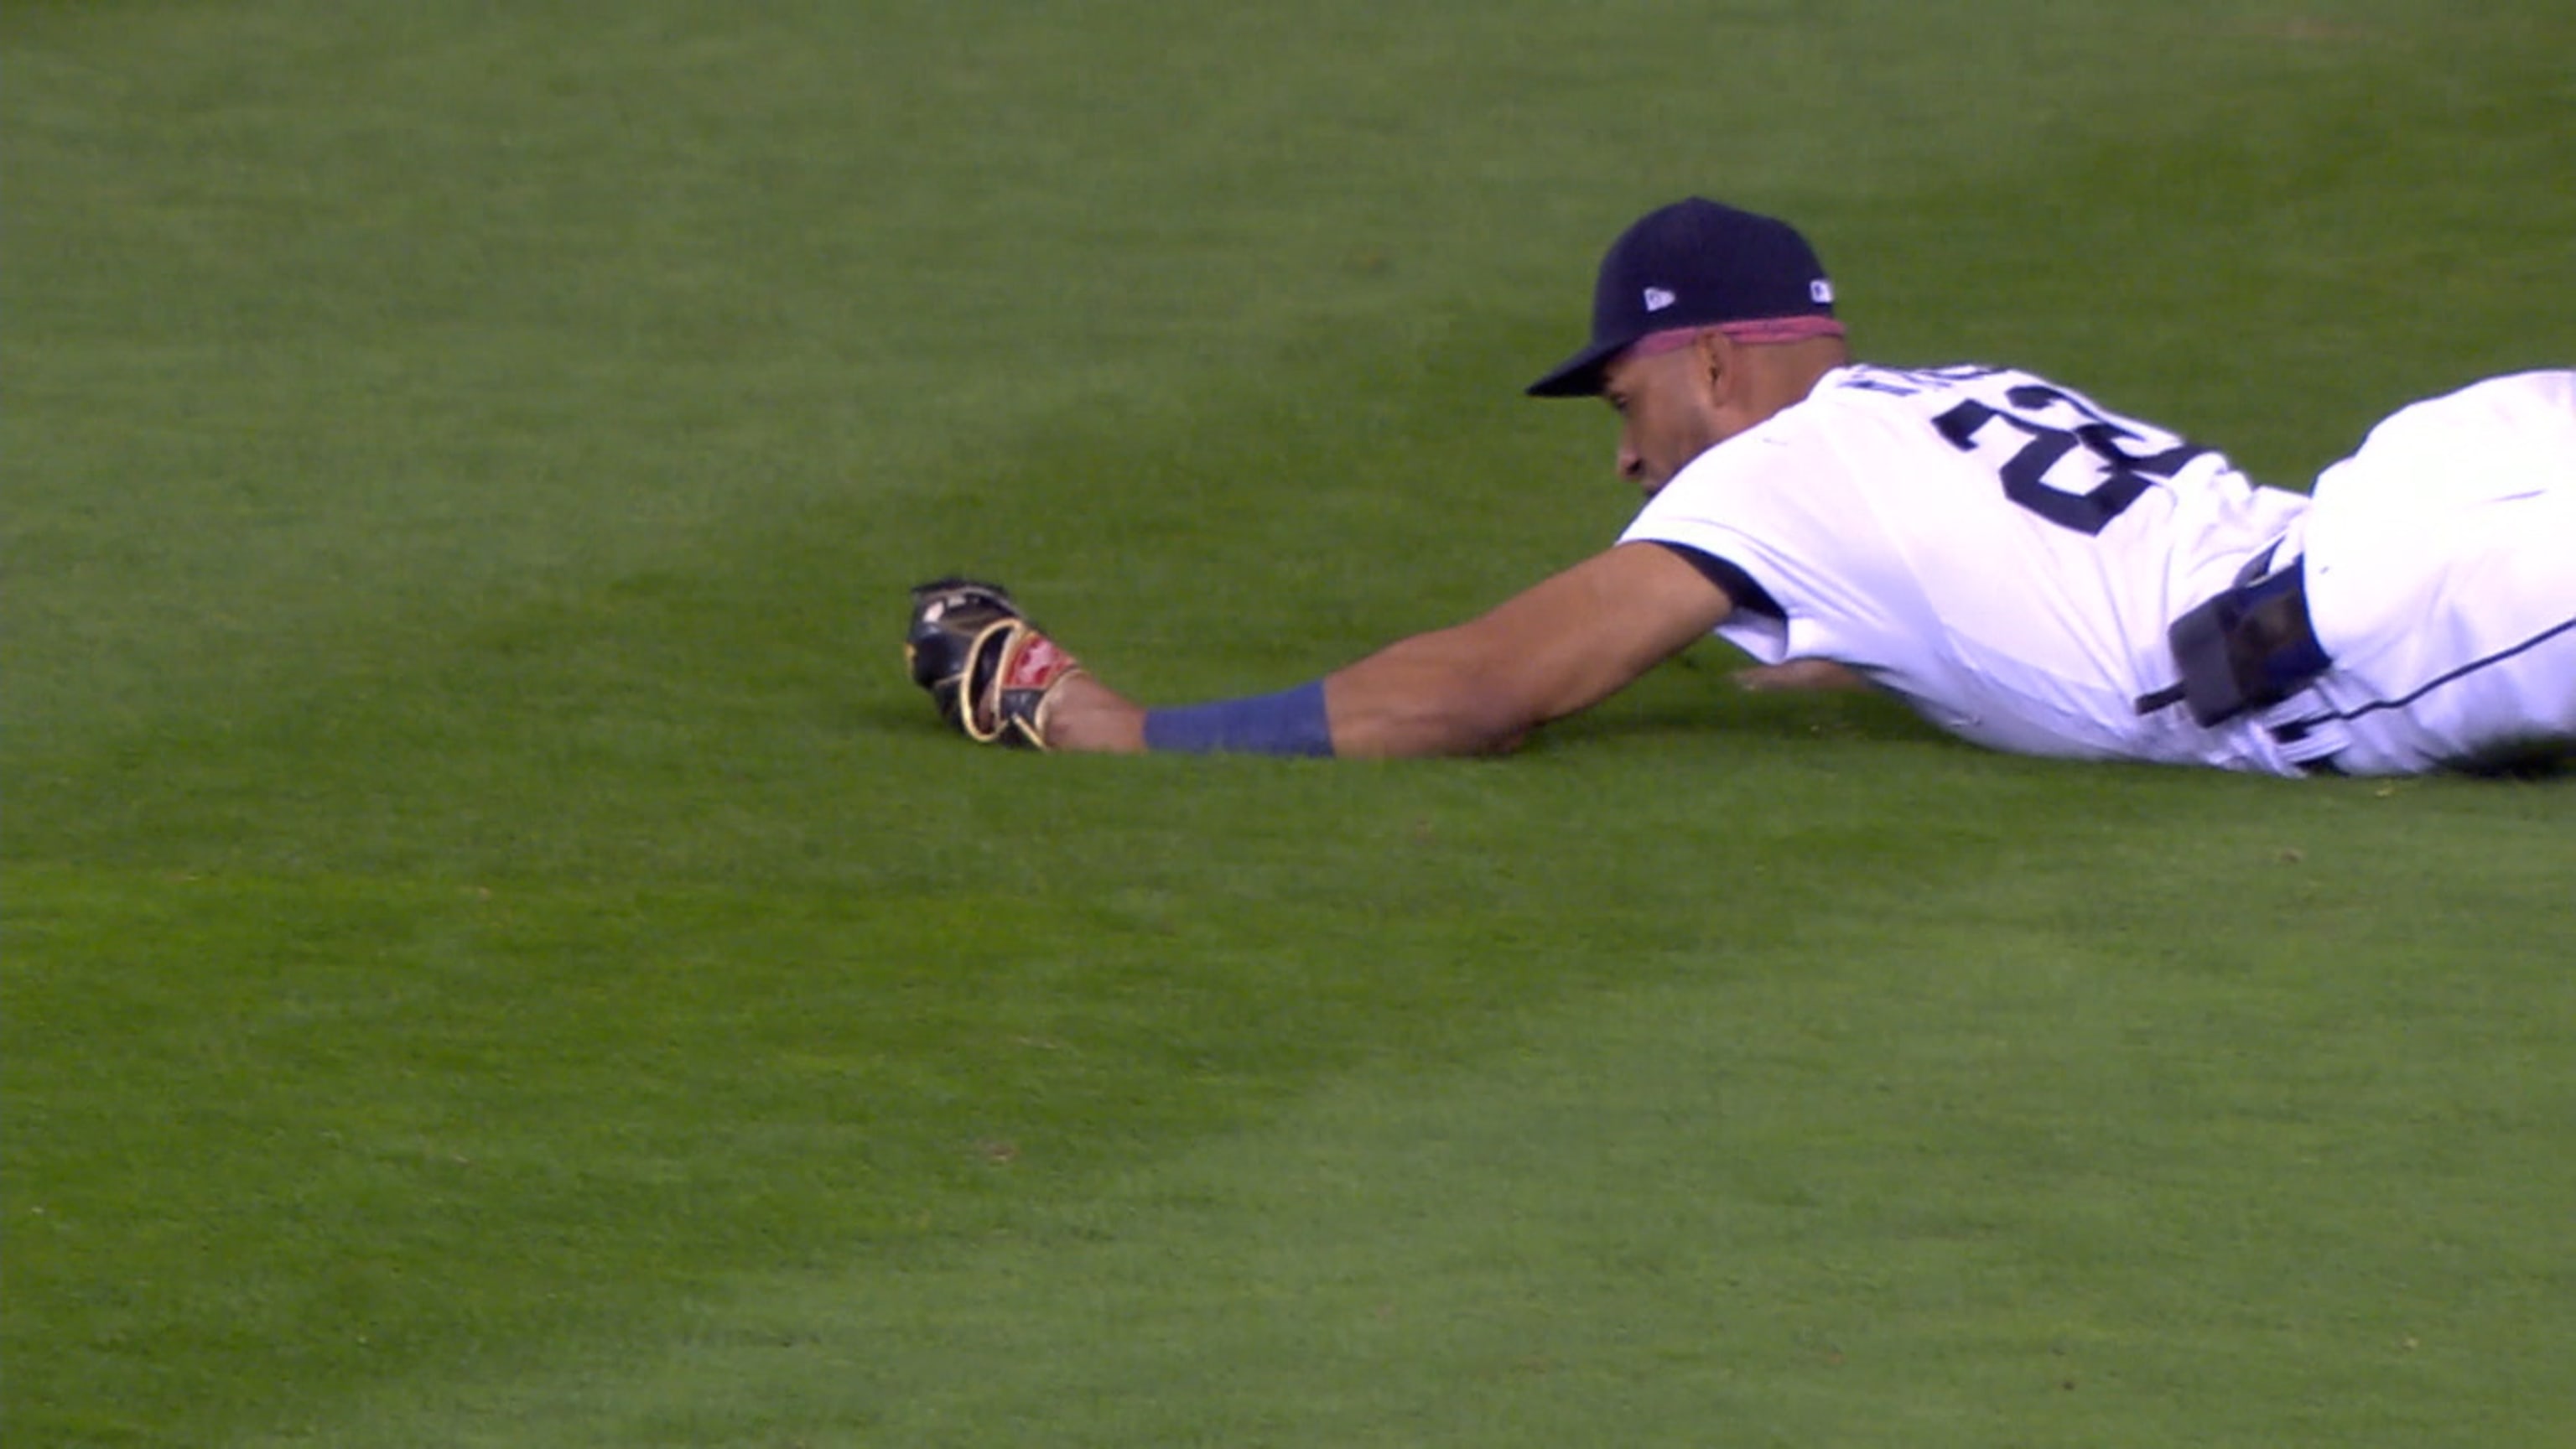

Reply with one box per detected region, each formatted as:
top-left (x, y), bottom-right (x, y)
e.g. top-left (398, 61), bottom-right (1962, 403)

top-left (1620, 363), bottom-right (2319, 772)
top-left (1621, 363), bottom-right (2576, 775)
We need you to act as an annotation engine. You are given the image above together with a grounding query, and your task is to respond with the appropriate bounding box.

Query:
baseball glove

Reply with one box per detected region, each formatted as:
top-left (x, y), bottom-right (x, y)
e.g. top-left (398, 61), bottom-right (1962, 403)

top-left (904, 577), bottom-right (1085, 749)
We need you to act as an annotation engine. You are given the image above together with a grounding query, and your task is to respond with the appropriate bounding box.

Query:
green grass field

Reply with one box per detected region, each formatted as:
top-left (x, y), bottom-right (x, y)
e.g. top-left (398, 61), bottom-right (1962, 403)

top-left (8, 3), bottom-right (2573, 1444)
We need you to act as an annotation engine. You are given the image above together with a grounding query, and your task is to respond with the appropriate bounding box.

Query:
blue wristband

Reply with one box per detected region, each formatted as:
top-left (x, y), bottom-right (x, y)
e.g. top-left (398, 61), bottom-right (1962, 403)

top-left (1142, 681), bottom-right (1335, 756)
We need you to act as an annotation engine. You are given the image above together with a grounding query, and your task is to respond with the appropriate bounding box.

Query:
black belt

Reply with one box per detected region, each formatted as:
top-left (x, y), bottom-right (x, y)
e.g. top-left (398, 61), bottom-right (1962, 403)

top-left (2135, 548), bottom-right (2333, 727)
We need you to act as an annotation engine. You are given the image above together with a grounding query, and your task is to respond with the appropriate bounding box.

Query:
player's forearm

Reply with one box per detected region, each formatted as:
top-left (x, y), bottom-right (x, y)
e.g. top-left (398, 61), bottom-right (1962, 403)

top-left (1320, 548), bottom-right (1723, 756)
top-left (1317, 631), bottom-right (1542, 757)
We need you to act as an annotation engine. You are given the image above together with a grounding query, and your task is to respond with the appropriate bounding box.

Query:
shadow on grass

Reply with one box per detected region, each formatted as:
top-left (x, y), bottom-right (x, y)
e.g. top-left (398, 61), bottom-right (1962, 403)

top-left (1535, 677), bottom-right (1956, 754)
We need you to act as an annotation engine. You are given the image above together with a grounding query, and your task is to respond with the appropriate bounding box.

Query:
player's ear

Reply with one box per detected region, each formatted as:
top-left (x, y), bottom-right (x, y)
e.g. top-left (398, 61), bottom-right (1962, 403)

top-left (1694, 327), bottom-right (1739, 397)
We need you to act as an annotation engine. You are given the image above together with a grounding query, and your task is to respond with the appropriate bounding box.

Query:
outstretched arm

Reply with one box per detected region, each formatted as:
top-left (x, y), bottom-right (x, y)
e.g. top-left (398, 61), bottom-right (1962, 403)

top-left (1045, 542), bottom-right (1736, 757)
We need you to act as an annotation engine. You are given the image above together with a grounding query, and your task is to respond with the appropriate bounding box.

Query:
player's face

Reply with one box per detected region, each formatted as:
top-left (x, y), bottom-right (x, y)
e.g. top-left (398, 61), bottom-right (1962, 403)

top-left (1601, 343), bottom-right (1728, 497)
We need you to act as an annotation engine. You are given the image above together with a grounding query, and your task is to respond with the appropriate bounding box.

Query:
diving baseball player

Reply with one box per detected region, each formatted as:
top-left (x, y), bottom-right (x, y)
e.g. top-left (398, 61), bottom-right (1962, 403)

top-left (904, 199), bottom-right (2576, 777)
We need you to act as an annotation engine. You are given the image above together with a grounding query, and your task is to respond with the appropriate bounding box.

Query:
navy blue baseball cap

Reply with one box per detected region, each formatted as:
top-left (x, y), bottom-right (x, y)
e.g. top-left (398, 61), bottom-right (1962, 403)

top-left (1526, 197), bottom-right (1841, 397)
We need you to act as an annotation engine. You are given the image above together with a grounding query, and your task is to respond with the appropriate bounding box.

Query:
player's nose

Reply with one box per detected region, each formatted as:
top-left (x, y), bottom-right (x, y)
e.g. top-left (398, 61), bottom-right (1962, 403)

top-left (1617, 439), bottom-right (1647, 485)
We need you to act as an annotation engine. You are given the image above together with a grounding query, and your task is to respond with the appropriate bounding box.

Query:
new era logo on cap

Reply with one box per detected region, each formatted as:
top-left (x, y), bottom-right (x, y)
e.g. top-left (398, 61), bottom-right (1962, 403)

top-left (1811, 279), bottom-right (1833, 304)
top-left (1643, 287), bottom-right (1678, 313)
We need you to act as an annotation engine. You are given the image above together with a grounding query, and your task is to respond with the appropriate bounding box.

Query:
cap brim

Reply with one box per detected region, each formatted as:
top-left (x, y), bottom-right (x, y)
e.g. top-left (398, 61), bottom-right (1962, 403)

top-left (1524, 337), bottom-right (1626, 398)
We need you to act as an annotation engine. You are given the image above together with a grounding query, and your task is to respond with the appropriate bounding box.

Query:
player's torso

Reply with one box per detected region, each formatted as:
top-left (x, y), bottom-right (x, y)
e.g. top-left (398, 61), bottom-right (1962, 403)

top-left (1631, 364), bottom-right (2314, 766)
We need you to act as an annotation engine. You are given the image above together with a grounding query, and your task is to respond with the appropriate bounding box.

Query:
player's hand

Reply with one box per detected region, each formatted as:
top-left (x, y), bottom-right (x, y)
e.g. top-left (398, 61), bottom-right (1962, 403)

top-left (904, 578), bottom-right (1086, 748)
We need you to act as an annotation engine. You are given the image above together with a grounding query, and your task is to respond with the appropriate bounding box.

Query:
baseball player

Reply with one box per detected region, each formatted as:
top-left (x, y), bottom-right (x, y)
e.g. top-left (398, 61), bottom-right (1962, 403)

top-left (906, 198), bottom-right (2576, 777)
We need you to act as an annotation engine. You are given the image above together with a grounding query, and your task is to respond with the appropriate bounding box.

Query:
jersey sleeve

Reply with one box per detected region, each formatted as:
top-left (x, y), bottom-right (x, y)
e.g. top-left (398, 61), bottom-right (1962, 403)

top-left (1641, 541), bottom-right (1784, 619)
top-left (1616, 410), bottom-right (1901, 667)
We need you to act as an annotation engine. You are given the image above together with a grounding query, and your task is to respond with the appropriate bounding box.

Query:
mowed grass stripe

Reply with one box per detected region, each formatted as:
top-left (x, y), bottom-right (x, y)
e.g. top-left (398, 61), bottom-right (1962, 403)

top-left (19, 761), bottom-right (2567, 1445)
top-left (229, 858), bottom-right (2576, 1448)
top-left (8, 859), bottom-right (1662, 1441)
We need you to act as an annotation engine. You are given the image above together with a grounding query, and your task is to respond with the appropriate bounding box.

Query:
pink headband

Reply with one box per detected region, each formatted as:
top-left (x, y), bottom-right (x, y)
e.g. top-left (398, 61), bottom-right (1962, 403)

top-left (1627, 315), bottom-right (1848, 359)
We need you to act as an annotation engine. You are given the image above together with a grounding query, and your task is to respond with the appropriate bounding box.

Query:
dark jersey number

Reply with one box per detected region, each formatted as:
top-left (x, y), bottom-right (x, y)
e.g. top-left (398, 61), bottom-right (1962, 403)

top-left (1933, 384), bottom-right (2210, 536)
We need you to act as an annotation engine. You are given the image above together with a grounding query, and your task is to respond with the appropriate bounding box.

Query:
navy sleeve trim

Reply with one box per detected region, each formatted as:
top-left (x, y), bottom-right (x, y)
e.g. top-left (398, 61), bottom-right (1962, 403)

top-left (1646, 541), bottom-right (1784, 619)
